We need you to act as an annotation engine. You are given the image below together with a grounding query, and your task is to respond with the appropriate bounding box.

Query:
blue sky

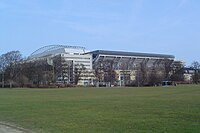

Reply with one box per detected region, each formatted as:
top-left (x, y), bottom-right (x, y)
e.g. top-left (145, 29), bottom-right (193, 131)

top-left (0, 0), bottom-right (200, 65)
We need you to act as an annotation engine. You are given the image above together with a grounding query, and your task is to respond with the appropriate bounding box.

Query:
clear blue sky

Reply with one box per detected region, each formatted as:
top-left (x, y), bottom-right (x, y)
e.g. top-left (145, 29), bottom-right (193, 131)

top-left (0, 0), bottom-right (199, 65)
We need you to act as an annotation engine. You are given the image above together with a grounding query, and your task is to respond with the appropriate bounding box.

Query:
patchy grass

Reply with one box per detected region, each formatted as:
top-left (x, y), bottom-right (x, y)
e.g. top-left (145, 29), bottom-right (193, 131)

top-left (0, 85), bottom-right (199, 133)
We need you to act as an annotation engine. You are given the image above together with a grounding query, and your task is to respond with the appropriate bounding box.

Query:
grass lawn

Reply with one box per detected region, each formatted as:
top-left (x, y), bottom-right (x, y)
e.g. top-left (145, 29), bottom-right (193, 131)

top-left (0, 85), bottom-right (199, 133)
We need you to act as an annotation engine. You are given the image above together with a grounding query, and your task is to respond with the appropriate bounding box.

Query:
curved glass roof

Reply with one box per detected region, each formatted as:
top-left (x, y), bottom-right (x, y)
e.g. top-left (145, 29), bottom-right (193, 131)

top-left (29, 45), bottom-right (86, 59)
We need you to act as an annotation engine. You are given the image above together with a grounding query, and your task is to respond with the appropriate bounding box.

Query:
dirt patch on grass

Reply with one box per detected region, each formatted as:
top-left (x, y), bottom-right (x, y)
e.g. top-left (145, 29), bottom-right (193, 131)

top-left (0, 122), bottom-right (33, 133)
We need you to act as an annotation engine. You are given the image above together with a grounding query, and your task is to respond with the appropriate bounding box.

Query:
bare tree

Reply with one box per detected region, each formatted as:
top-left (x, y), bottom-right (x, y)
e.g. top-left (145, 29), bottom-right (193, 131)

top-left (148, 66), bottom-right (164, 86)
top-left (136, 62), bottom-right (148, 86)
top-left (120, 61), bottom-right (130, 86)
top-left (94, 61), bottom-right (104, 84)
top-left (0, 51), bottom-right (22, 88)
top-left (93, 60), bottom-right (116, 86)
top-left (103, 60), bottom-right (116, 85)
top-left (17, 60), bottom-right (53, 87)
top-left (162, 58), bottom-right (173, 80)
top-left (170, 61), bottom-right (185, 82)
top-left (53, 55), bottom-right (73, 84)
top-left (191, 61), bottom-right (200, 84)
top-left (74, 64), bottom-right (86, 85)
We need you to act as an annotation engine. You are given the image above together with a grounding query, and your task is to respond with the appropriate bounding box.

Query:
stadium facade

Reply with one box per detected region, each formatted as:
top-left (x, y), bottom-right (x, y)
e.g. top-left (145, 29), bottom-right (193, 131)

top-left (28, 45), bottom-right (175, 86)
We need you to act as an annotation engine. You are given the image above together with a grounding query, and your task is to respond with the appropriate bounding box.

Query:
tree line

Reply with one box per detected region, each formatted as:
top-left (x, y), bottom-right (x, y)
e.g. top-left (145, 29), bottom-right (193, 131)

top-left (92, 59), bottom-right (200, 86)
top-left (0, 51), bottom-right (85, 88)
top-left (0, 50), bottom-right (200, 88)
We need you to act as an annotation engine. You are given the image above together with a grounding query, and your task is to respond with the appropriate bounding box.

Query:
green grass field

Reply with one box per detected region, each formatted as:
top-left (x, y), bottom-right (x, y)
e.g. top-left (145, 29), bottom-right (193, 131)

top-left (0, 85), bottom-right (199, 133)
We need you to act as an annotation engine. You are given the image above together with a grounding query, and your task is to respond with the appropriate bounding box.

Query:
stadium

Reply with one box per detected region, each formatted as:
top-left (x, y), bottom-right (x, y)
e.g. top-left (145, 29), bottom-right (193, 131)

top-left (28, 45), bottom-right (175, 86)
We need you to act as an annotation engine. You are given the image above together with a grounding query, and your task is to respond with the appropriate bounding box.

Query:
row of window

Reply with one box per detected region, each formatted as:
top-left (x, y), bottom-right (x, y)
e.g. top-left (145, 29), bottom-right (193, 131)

top-left (62, 56), bottom-right (91, 60)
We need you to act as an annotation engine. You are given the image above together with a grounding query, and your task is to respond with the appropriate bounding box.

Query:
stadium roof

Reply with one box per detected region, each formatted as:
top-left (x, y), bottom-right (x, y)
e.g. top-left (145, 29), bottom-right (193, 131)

top-left (28, 45), bottom-right (86, 59)
top-left (87, 50), bottom-right (175, 59)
